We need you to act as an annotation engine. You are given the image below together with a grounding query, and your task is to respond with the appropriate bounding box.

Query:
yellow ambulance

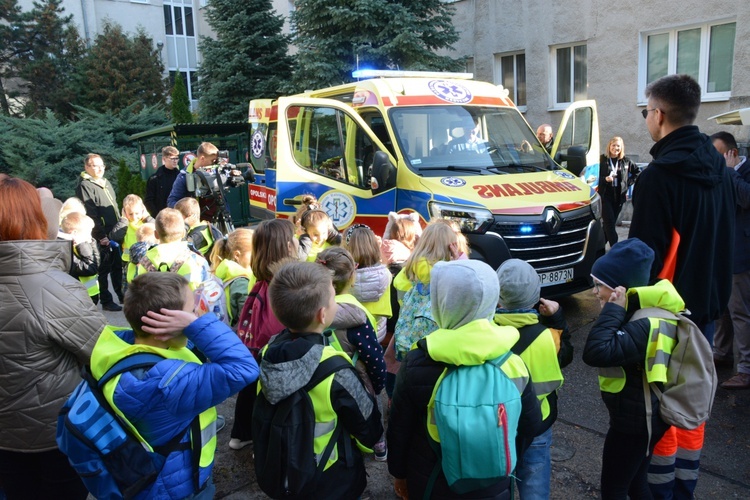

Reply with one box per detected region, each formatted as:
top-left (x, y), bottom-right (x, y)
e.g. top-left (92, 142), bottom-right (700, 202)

top-left (247, 70), bottom-right (605, 296)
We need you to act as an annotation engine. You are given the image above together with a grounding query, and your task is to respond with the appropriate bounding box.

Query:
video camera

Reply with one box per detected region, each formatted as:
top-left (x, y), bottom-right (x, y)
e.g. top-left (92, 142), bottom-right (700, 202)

top-left (193, 150), bottom-right (245, 199)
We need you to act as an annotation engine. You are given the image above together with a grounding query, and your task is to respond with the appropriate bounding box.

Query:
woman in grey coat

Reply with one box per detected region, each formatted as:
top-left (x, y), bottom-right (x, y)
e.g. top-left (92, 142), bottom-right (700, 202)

top-left (0, 177), bottom-right (107, 499)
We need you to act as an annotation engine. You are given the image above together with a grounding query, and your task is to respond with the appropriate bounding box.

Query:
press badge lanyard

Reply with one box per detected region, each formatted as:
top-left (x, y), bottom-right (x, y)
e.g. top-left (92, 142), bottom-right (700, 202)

top-left (609, 158), bottom-right (619, 187)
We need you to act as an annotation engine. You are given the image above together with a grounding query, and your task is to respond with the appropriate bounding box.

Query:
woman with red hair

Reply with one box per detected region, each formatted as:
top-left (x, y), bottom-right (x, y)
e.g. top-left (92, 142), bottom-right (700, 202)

top-left (0, 177), bottom-right (107, 499)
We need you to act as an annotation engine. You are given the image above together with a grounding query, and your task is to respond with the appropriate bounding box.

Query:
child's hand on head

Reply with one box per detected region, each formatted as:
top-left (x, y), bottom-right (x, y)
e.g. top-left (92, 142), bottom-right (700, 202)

top-left (141, 308), bottom-right (198, 341)
top-left (608, 286), bottom-right (627, 308)
top-left (538, 298), bottom-right (559, 316)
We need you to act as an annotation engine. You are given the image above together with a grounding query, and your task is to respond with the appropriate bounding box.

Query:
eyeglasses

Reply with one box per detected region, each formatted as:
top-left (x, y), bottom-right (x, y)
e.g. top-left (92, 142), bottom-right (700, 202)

top-left (168, 156), bottom-right (180, 160)
top-left (641, 108), bottom-right (658, 119)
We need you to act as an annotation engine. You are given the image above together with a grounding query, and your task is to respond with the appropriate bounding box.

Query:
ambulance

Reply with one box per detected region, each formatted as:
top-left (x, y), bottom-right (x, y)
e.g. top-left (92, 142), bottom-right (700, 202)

top-left (246, 70), bottom-right (605, 296)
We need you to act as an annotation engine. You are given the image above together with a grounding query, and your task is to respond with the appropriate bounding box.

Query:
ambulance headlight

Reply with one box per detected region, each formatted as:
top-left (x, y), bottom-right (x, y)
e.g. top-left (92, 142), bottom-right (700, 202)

top-left (428, 202), bottom-right (494, 234)
top-left (590, 192), bottom-right (602, 219)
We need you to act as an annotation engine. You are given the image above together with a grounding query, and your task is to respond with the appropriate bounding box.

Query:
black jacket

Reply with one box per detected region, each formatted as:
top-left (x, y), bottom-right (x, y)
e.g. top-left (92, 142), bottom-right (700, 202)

top-left (629, 126), bottom-right (735, 326)
top-left (583, 301), bottom-right (661, 435)
top-left (387, 342), bottom-right (540, 499)
top-left (145, 165), bottom-right (179, 217)
top-left (728, 159), bottom-right (750, 274)
top-left (260, 331), bottom-right (383, 500)
top-left (75, 174), bottom-right (119, 242)
top-left (597, 154), bottom-right (638, 203)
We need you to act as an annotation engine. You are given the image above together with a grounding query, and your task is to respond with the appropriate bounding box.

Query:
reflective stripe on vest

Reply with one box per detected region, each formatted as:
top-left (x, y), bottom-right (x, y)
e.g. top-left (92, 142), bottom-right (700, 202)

top-left (307, 348), bottom-right (352, 470)
top-left (518, 328), bottom-right (564, 421)
top-left (102, 358), bottom-right (217, 481)
top-left (597, 366), bottom-right (626, 393)
top-left (122, 222), bottom-right (142, 262)
top-left (646, 318), bottom-right (677, 383)
top-left (79, 274), bottom-right (100, 297)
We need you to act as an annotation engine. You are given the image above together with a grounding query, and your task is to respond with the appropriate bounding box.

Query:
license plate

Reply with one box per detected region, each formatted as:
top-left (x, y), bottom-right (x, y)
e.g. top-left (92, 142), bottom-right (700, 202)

top-left (538, 268), bottom-right (574, 287)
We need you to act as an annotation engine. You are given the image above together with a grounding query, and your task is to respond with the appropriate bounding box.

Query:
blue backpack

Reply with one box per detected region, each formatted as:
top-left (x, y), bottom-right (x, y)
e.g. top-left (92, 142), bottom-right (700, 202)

top-left (57, 353), bottom-right (198, 499)
top-left (426, 351), bottom-right (523, 496)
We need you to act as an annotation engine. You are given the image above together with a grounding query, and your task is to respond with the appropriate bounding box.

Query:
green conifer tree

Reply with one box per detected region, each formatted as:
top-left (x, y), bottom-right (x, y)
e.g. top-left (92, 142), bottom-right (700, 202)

top-left (197, 0), bottom-right (293, 121)
top-left (75, 22), bottom-right (166, 114)
top-left (291, 0), bottom-right (463, 91)
top-left (171, 72), bottom-right (193, 123)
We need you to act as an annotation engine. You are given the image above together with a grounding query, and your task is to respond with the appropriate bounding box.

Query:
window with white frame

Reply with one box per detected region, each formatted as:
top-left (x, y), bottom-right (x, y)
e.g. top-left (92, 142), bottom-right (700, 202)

top-left (164, 0), bottom-right (199, 107)
top-left (494, 52), bottom-right (526, 109)
top-left (640, 20), bottom-right (735, 102)
top-left (550, 43), bottom-right (587, 108)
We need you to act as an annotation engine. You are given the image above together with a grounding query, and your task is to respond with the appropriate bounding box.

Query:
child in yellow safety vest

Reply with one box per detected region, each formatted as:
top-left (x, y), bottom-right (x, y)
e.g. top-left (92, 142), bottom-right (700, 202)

top-left (493, 258), bottom-right (573, 499)
top-left (316, 246), bottom-right (387, 460)
top-left (174, 197), bottom-right (223, 258)
top-left (59, 211), bottom-right (101, 304)
top-left (345, 224), bottom-right (392, 343)
top-left (109, 194), bottom-right (153, 294)
top-left (126, 222), bottom-right (158, 284)
top-left (209, 228), bottom-right (256, 327)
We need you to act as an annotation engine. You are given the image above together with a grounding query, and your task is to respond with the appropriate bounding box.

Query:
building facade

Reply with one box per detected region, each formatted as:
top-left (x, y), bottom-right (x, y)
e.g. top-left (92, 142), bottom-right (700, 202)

top-left (446, 0), bottom-right (750, 160)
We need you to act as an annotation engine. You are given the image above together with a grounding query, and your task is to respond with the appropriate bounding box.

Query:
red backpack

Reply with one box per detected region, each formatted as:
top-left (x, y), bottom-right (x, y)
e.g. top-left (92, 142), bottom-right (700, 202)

top-left (236, 280), bottom-right (285, 360)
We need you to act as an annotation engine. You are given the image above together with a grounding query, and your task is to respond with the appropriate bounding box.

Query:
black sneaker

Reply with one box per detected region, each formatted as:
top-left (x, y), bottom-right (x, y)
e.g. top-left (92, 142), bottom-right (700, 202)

top-left (102, 302), bottom-right (123, 312)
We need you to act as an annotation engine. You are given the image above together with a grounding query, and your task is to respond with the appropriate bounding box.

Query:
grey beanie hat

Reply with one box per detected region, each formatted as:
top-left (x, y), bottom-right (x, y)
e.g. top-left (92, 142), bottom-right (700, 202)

top-left (497, 259), bottom-right (541, 310)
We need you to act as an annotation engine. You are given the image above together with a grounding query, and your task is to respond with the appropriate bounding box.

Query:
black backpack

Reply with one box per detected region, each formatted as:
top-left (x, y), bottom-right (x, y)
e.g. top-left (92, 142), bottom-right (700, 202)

top-left (252, 354), bottom-right (353, 499)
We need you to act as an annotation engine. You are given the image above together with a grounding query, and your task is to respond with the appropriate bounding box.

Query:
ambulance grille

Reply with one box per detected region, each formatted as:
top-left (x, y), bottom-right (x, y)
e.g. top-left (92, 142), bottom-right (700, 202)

top-left (491, 207), bottom-right (594, 273)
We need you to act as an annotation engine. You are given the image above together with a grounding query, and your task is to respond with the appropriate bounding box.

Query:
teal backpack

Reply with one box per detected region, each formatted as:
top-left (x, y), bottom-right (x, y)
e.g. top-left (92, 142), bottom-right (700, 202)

top-left (426, 351), bottom-right (522, 496)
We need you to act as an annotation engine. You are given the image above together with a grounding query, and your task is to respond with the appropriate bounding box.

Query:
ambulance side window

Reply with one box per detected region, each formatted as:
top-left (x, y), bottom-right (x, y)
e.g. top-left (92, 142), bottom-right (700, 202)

top-left (287, 105), bottom-right (372, 189)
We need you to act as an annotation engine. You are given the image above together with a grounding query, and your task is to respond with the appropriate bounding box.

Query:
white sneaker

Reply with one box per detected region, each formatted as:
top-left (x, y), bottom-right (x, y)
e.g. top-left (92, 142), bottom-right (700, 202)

top-left (229, 438), bottom-right (252, 450)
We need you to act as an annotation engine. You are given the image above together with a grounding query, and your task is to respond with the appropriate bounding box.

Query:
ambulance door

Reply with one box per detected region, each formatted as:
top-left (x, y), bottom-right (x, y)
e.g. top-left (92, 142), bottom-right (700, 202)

top-left (275, 96), bottom-right (398, 232)
top-left (550, 100), bottom-right (599, 176)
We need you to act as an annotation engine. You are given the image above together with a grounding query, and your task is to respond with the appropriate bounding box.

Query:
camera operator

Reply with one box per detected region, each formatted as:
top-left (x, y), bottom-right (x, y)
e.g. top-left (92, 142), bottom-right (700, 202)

top-left (166, 142), bottom-right (219, 208)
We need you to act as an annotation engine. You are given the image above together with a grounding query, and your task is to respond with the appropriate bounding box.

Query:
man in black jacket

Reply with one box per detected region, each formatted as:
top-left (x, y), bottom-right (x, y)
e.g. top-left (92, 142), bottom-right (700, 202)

top-left (629, 74), bottom-right (735, 499)
top-left (75, 153), bottom-right (123, 311)
top-left (710, 131), bottom-right (750, 390)
top-left (145, 146), bottom-right (180, 217)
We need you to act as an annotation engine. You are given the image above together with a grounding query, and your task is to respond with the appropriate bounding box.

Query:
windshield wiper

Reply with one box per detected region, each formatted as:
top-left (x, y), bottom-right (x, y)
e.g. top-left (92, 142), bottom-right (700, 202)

top-left (416, 165), bottom-right (493, 174)
top-left (487, 163), bottom-right (547, 173)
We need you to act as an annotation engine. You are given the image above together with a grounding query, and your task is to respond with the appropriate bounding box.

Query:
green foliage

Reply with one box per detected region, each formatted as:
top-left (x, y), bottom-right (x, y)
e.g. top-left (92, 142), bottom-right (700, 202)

top-left (0, 0), bottom-right (85, 118)
top-left (0, 105), bottom-right (168, 199)
top-left (115, 157), bottom-right (145, 207)
top-left (17, 0), bottom-right (86, 119)
top-left (197, 0), bottom-right (293, 121)
top-left (171, 72), bottom-right (193, 123)
top-left (291, 0), bottom-right (464, 91)
top-left (75, 22), bottom-right (166, 114)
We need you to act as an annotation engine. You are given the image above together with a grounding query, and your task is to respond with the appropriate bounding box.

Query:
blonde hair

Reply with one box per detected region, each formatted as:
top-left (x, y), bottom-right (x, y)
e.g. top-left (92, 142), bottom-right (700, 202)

top-left (402, 221), bottom-right (458, 282)
top-left (122, 194), bottom-right (145, 212)
top-left (606, 136), bottom-right (625, 160)
top-left (59, 197), bottom-right (86, 224)
top-left (60, 212), bottom-right (94, 235)
top-left (432, 218), bottom-right (469, 256)
top-left (174, 197), bottom-right (200, 221)
top-left (209, 228), bottom-right (254, 270)
top-left (162, 145), bottom-right (179, 158)
top-left (136, 222), bottom-right (157, 244)
top-left (154, 208), bottom-right (185, 242)
top-left (345, 224), bottom-right (381, 268)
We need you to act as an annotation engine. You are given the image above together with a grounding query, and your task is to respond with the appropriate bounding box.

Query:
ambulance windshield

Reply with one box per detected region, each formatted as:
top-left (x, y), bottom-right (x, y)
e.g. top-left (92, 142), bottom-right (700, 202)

top-left (389, 106), bottom-right (557, 175)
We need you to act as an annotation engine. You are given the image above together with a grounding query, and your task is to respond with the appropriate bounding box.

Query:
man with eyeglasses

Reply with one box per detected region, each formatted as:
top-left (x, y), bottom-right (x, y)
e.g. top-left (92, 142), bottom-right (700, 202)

top-left (76, 153), bottom-right (123, 311)
top-left (145, 146), bottom-right (181, 217)
top-left (629, 74), bottom-right (735, 499)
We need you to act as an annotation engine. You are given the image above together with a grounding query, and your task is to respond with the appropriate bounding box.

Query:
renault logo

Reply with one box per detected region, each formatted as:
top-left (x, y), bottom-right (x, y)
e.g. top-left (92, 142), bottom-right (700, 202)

top-left (543, 208), bottom-right (562, 235)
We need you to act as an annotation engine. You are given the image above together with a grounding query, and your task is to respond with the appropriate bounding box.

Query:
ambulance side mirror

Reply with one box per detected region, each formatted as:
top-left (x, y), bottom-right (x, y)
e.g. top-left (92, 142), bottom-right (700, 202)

top-left (558, 145), bottom-right (587, 176)
top-left (370, 151), bottom-right (395, 194)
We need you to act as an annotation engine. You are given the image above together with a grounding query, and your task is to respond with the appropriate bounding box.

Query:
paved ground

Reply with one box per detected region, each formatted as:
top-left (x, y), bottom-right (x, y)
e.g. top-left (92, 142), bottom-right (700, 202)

top-left (100, 219), bottom-right (750, 499)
